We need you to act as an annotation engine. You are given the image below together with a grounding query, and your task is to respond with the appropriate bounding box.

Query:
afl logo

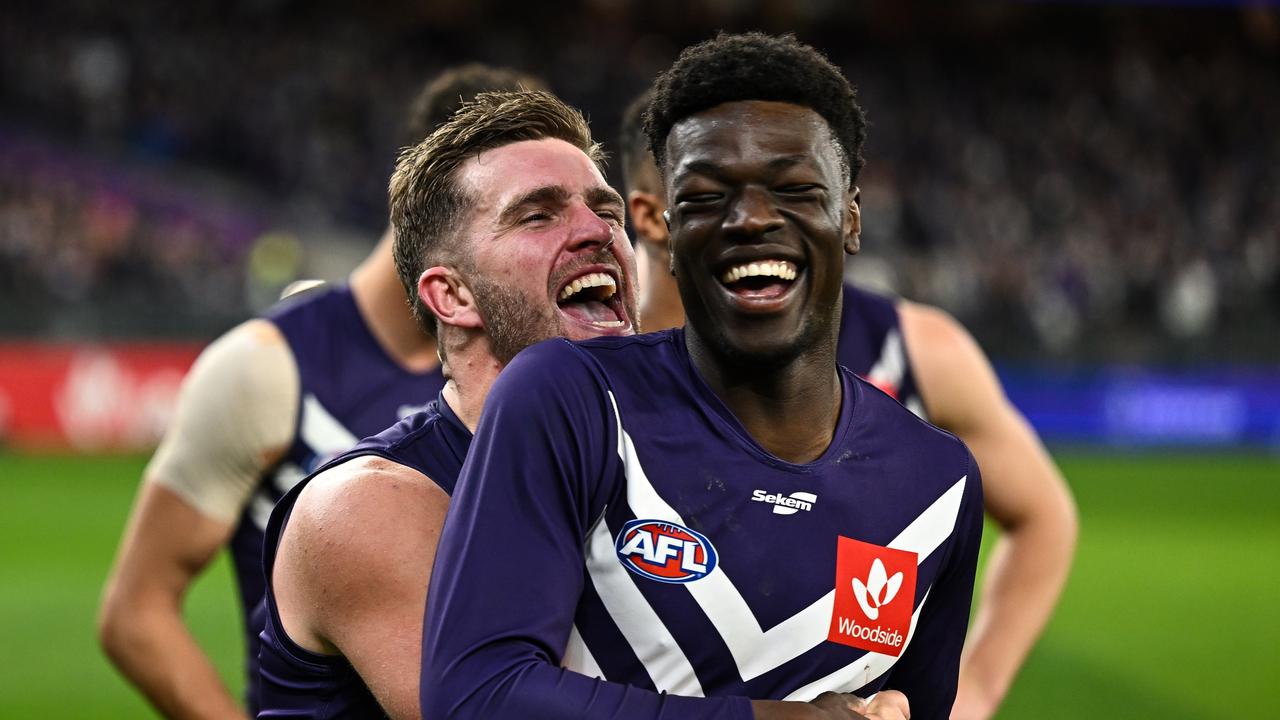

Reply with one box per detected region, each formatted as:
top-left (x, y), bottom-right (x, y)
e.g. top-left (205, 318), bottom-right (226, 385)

top-left (615, 519), bottom-right (718, 584)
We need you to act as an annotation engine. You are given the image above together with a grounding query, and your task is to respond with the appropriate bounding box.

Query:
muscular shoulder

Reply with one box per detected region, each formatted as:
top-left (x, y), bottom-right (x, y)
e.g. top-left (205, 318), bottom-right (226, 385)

top-left (274, 455), bottom-right (448, 655)
top-left (896, 301), bottom-right (976, 360)
top-left (287, 455), bottom-right (449, 559)
top-left (897, 300), bottom-right (1011, 436)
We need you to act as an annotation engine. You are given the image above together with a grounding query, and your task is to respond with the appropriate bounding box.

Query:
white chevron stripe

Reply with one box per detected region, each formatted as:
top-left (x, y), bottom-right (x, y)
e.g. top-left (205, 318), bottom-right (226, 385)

top-left (562, 625), bottom-right (605, 680)
top-left (583, 510), bottom-right (705, 696)
top-left (780, 590), bottom-right (931, 701)
top-left (299, 393), bottom-right (358, 456)
top-left (248, 492), bottom-right (276, 531)
top-left (601, 392), bottom-right (965, 682)
top-left (247, 461), bottom-right (308, 530)
top-left (272, 461), bottom-right (307, 495)
top-left (865, 329), bottom-right (906, 394)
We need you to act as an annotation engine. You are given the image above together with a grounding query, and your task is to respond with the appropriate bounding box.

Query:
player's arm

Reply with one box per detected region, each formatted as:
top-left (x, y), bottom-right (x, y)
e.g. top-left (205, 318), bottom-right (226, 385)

top-left (898, 302), bottom-right (1078, 720)
top-left (420, 341), bottom-right (878, 720)
top-left (271, 456), bottom-right (448, 719)
top-left (98, 320), bottom-right (298, 720)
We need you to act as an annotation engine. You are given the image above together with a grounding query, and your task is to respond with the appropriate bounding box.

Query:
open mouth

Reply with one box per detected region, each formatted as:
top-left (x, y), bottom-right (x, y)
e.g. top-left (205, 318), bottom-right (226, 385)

top-left (717, 259), bottom-right (800, 304)
top-left (555, 270), bottom-right (629, 330)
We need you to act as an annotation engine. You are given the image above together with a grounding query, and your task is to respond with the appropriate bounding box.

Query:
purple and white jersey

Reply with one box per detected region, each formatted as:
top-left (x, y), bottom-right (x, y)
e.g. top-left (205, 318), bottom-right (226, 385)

top-left (232, 285), bottom-right (444, 706)
top-left (838, 284), bottom-right (925, 418)
top-left (422, 328), bottom-right (983, 720)
top-left (257, 397), bottom-right (469, 719)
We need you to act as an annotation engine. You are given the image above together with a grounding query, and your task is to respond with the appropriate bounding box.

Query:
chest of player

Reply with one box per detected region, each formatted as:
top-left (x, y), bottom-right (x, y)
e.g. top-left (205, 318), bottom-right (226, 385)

top-left (597, 431), bottom-right (958, 618)
top-left (573, 399), bottom-right (968, 697)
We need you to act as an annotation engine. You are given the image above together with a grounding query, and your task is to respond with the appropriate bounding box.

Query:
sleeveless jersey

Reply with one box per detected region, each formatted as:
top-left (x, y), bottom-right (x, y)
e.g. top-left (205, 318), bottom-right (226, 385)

top-left (838, 284), bottom-right (925, 419)
top-left (230, 285), bottom-right (445, 707)
top-left (256, 398), bottom-right (470, 718)
top-left (422, 329), bottom-right (984, 720)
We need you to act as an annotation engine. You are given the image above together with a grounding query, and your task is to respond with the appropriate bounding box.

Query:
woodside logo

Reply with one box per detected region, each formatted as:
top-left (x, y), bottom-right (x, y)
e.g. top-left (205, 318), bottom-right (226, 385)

top-left (828, 536), bottom-right (917, 657)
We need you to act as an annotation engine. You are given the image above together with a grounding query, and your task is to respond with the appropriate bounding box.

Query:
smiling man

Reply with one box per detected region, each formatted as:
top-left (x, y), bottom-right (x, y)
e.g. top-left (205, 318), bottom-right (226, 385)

top-left (420, 34), bottom-right (983, 720)
top-left (620, 71), bottom-right (1077, 720)
top-left (255, 90), bottom-right (637, 719)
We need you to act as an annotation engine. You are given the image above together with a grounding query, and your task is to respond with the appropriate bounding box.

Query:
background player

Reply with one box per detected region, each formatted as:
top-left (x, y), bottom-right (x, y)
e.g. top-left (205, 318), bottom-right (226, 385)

top-left (257, 88), bottom-right (640, 719)
top-left (421, 33), bottom-right (980, 720)
top-left (619, 82), bottom-right (1077, 720)
top-left (96, 65), bottom-right (540, 719)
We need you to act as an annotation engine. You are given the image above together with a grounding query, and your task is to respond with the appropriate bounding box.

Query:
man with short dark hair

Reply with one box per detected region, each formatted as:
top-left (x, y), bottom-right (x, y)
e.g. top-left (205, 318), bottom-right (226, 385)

top-left (257, 89), bottom-right (639, 718)
top-left (421, 33), bottom-right (982, 720)
top-left (621, 52), bottom-right (1076, 720)
top-left (97, 65), bottom-right (539, 719)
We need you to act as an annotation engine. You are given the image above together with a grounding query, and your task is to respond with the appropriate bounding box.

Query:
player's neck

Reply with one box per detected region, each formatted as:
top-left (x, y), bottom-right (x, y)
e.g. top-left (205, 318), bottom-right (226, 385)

top-left (438, 342), bottom-right (504, 433)
top-left (637, 249), bottom-right (685, 332)
top-left (684, 329), bottom-right (842, 465)
top-left (349, 228), bottom-right (439, 373)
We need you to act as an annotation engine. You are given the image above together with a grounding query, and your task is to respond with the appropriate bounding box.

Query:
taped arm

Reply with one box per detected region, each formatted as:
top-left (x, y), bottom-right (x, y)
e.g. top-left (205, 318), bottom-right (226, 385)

top-left (899, 302), bottom-right (1077, 720)
top-left (98, 319), bottom-right (298, 719)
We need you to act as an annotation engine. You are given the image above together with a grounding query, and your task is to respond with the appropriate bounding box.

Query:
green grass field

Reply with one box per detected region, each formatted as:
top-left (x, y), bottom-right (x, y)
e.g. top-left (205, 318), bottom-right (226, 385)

top-left (1, 451), bottom-right (1277, 718)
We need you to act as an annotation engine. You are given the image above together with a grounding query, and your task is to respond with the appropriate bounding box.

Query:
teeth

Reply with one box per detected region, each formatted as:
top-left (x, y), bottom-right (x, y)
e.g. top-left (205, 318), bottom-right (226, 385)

top-left (558, 272), bottom-right (617, 302)
top-left (719, 260), bottom-right (798, 284)
top-left (591, 320), bottom-right (625, 328)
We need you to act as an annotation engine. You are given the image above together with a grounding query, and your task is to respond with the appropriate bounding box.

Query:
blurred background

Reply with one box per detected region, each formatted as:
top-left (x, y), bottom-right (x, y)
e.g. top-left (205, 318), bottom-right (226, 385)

top-left (0, 0), bottom-right (1276, 718)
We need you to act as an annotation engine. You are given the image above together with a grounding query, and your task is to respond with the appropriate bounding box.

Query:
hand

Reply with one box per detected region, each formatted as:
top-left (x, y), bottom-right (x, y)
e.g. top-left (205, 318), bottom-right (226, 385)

top-left (811, 690), bottom-right (910, 720)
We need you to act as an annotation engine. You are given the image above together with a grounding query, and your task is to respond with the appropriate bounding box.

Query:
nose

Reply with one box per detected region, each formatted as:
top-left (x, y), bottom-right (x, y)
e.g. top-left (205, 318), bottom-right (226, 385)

top-left (723, 186), bottom-right (784, 239)
top-left (565, 200), bottom-right (616, 253)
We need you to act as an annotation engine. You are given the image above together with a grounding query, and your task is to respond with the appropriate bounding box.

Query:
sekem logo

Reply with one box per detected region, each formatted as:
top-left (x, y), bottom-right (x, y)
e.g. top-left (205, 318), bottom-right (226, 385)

top-left (615, 519), bottom-right (718, 584)
top-left (751, 489), bottom-right (817, 515)
top-left (828, 536), bottom-right (918, 657)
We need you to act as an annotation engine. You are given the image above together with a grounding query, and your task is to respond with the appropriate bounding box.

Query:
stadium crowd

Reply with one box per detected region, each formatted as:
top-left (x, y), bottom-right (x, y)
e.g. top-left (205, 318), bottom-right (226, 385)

top-left (1, 2), bottom-right (1276, 360)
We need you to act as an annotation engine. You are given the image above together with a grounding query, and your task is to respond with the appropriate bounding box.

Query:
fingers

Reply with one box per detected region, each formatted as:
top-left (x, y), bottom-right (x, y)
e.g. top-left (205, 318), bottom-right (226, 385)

top-left (844, 694), bottom-right (869, 713)
top-left (865, 689), bottom-right (910, 720)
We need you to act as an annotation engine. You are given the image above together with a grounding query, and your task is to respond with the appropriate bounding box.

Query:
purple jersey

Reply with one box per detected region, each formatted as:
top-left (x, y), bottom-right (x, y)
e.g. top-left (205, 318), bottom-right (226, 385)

top-left (422, 329), bottom-right (983, 720)
top-left (233, 285), bottom-right (444, 708)
top-left (838, 284), bottom-right (925, 419)
top-left (257, 397), bottom-right (470, 719)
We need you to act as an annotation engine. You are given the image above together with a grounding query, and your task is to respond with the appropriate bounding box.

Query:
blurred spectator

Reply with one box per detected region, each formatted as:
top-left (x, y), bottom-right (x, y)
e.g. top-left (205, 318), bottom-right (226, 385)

top-left (1, 1), bottom-right (1276, 361)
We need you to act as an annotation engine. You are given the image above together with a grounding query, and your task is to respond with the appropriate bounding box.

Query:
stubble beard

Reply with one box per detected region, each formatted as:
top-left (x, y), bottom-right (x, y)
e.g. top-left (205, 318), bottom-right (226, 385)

top-left (467, 274), bottom-right (562, 366)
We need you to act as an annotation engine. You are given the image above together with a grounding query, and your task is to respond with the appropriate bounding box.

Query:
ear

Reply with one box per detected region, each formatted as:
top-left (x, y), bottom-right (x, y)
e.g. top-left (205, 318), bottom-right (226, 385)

top-left (628, 190), bottom-right (670, 250)
top-left (844, 186), bottom-right (861, 256)
top-left (418, 265), bottom-right (482, 332)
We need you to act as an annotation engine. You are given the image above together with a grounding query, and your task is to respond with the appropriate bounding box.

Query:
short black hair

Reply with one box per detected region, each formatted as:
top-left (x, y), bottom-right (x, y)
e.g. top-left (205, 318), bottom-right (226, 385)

top-left (618, 88), bottom-right (656, 195)
top-left (399, 63), bottom-right (547, 148)
top-left (644, 32), bottom-right (866, 188)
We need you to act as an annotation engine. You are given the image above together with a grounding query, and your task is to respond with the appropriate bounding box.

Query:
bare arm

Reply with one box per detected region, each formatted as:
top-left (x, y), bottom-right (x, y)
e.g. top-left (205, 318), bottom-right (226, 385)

top-left (99, 485), bottom-right (245, 719)
top-left (98, 320), bottom-right (297, 719)
top-left (272, 456), bottom-right (448, 720)
top-left (899, 302), bottom-right (1078, 720)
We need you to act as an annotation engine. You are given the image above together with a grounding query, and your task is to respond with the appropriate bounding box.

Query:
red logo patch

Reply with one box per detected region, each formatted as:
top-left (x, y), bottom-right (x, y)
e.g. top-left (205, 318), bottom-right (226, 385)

top-left (828, 536), bottom-right (917, 657)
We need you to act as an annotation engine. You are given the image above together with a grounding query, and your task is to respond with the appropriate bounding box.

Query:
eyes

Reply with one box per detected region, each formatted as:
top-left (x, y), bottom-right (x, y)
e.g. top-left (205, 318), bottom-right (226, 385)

top-left (675, 183), bottom-right (826, 213)
top-left (518, 207), bottom-right (624, 226)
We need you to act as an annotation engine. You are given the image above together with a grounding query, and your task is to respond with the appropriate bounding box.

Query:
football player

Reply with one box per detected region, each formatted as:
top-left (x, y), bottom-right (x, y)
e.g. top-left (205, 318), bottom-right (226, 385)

top-left (257, 89), bottom-right (638, 718)
top-left (618, 79), bottom-right (1076, 720)
top-left (420, 33), bottom-right (983, 720)
top-left (97, 65), bottom-right (540, 718)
